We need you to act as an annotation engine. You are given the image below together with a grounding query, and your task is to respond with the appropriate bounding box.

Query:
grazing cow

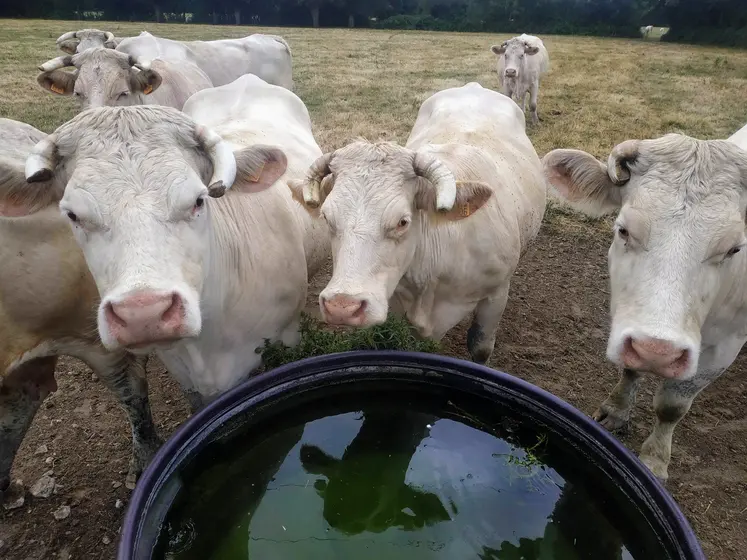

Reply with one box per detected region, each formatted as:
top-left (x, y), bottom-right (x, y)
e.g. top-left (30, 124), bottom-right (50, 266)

top-left (289, 82), bottom-right (547, 364)
top-left (24, 78), bottom-right (326, 408)
top-left (37, 48), bottom-right (212, 111)
top-left (490, 34), bottom-right (550, 125)
top-left (642, 25), bottom-right (654, 39)
top-left (116, 31), bottom-right (294, 90)
top-left (56, 28), bottom-right (120, 54)
top-left (542, 129), bottom-right (747, 480)
top-left (0, 118), bottom-right (161, 500)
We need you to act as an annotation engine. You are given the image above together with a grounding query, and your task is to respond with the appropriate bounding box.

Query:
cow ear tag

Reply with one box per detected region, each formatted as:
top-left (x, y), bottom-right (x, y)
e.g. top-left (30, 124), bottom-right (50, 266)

top-left (51, 84), bottom-right (65, 94)
top-left (143, 84), bottom-right (153, 95)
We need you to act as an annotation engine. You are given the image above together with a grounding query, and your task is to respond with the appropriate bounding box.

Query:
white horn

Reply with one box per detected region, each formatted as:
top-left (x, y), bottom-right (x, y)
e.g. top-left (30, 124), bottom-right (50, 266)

top-left (413, 151), bottom-right (457, 211)
top-left (196, 126), bottom-right (236, 198)
top-left (104, 31), bottom-right (115, 44)
top-left (128, 55), bottom-right (151, 71)
top-left (25, 135), bottom-right (58, 183)
top-left (39, 55), bottom-right (73, 72)
top-left (607, 139), bottom-right (640, 185)
top-left (56, 31), bottom-right (77, 43)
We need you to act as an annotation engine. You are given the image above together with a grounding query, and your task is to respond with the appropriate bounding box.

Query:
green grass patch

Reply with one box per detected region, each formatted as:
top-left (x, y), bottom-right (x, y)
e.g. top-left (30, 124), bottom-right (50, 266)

top-left (258, 313), bottom-right (440, 371)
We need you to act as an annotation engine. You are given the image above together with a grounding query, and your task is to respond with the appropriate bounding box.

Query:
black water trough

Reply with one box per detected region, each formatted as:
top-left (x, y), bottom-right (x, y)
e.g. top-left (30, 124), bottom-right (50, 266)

top-left (119, 351), bottom-right (704, 560)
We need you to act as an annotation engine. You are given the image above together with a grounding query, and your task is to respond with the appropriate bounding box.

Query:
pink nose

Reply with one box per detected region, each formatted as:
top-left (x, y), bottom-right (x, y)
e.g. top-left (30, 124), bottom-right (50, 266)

top-left (105, 291), bottom-right (185, 347)
top-left (621, 337), bottom-right (689, 378)
top-left (321, 295), bottom-right (367, 326)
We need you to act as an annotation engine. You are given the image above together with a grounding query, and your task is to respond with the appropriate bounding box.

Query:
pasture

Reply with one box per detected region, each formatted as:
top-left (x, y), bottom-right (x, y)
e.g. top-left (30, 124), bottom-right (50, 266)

top-left (1, 18), bottom-right (746, 559)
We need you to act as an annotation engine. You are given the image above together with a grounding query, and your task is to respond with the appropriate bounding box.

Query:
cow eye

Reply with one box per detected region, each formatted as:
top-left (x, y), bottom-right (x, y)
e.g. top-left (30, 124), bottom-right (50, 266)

top-left (118, 92), bottom-right (129, 99)
top-left (617, 225), bottom-right (629, 240)
top-left (66, 211), bottom-right (78, 223)
top-left (726, 246), bottom-right (742, 258)
top-left (193, 197), bottom-right (205, 212)
top-left (398, 217), bottom-right (411, 229)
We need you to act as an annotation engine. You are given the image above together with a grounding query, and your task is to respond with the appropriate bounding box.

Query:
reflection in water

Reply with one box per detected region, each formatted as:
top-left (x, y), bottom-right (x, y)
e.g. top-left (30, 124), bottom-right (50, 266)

top-left (299, 410), bottom-right (451, 535)
top-left (161, 400), bottom-right (664, 560)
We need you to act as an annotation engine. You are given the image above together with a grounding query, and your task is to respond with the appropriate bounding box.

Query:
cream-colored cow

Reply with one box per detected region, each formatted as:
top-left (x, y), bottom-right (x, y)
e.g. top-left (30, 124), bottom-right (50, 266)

top-left (290, 82), bottom-right (546, 364)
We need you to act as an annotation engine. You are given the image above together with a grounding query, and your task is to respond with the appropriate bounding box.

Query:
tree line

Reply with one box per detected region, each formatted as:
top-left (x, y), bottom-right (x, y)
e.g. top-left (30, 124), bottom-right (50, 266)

top-left (1, 0), bottom-right (745, 47)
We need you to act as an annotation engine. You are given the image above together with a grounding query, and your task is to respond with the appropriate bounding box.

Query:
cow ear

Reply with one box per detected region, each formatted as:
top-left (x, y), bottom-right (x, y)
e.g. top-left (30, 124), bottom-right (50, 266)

top-left (416, 180), bottom-right (493, 222)
top-left (233, 145), bottom-right (288, 193)
top-left (542, 149), bottom-right (623, 217)
top-left (0, 161), bottom-right (60, 217)
top-left (37, 70), bottom-right (76, 96)
top-left (130, 68), bottom-right (162, 95)
top-left (491, 44), bottom-right (506, 55)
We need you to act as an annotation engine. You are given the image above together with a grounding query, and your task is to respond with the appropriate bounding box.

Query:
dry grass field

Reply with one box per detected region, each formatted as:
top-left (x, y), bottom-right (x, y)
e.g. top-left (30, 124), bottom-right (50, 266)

top-left (1, 18), bottom-right (747, 560)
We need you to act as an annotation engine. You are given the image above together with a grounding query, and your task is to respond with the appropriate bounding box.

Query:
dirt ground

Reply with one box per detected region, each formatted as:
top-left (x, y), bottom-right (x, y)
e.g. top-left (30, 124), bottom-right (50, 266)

top-left (1, 19), bottom-right (747, 560)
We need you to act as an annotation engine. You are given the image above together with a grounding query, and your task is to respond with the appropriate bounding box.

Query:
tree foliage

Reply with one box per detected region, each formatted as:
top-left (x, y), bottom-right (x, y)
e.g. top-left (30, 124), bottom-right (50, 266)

top-left (0, 0), bottom-right (744, 47)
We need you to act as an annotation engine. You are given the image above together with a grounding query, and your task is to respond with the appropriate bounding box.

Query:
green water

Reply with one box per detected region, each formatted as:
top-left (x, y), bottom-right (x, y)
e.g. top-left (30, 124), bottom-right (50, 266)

top-left (157, 390), bottom-right (669, 560)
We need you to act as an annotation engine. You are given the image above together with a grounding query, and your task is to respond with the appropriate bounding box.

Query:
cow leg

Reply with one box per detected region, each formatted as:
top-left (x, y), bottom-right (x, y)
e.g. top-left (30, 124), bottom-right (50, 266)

top-left (82, 349), bottom-right (162, 487)
top-left (639, 370), bottom-right (721, 482)
top-left (593, 368), bottom-right (643, 432)
top-left (467, 285), bottom-right (510, 365)
top-left (0, 356), bottom-right (56, 499)
top-left (528, 82), bottom-right (540, 125)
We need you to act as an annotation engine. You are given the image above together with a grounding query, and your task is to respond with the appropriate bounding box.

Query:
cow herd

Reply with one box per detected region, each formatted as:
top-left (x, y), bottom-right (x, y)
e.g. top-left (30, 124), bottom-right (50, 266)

top-left (1, 27), bottom-right (747, 518)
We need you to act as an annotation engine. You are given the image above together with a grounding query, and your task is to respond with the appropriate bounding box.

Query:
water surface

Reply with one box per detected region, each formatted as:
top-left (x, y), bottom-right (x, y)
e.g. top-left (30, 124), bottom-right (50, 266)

top-left (158, 390), bottom-right (665, 559)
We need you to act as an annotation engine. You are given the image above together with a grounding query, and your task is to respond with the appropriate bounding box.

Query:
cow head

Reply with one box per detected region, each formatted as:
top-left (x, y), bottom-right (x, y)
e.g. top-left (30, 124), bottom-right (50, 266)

top-left (56, 29), bottom-right (117, 54)
top-left (24, 106), bottom-right (287, 352)
top-left (543, 135), bottom-right (747, 380)
top-left (491, 38), bottom-right (540, 80)
top-left (37, 48), bottom-right (162, 110)
top-left (289, 140), bottom-right (492, 327)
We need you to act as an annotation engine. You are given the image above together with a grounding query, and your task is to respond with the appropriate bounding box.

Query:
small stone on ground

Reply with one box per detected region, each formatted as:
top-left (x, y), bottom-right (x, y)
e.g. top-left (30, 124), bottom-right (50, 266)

top-left (53, 505), bottom-right (71, 520)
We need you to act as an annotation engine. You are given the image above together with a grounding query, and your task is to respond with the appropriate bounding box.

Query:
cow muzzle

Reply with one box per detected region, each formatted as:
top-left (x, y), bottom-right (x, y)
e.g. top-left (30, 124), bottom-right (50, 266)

top-left (619, 336), bottom-right (692, 379)
top-left (320, 294), bottom-right (370, 326)
top-left (102, 290), bottom-right (190, 349)
top-left (504, 68), bottom-right (518, 78)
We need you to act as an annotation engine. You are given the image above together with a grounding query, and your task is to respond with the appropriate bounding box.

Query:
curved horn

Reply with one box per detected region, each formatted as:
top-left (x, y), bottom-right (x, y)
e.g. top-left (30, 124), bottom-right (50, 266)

top-left (56, 31), bottom-right (77, 43)
top-left (195, 126), bottom-right (237, 198)
top-left (607, 139), bottom-right (640, 185)
top-left (127, 54), bottom-right (151, 71)
top-left (104, 31), bottom-right (115, 44)
top-left (301, 152), bottom-right (334, 208)
top-left (38, 55), bottom-right (74, 73)
top-left (413, 151), bottom-right (457, 211)
top-left (25, 135), bottom-right (59, 183)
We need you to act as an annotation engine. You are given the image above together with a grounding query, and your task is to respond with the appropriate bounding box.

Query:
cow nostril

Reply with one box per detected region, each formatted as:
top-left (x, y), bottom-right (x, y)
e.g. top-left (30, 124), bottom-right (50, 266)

top-left (161, 293), bottom-right (182, 323)
top-left (106, 302), bottom-right (128, 328)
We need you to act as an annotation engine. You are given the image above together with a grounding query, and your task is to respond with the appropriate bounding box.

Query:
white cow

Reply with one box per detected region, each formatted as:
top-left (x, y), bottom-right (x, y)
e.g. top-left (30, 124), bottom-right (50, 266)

top-left (24, 77), bottom-right (326, 409)
top-left (490, 34), bottom-right (550, 125)
top-left (542, 128), bottom-right (747, 480)
top-left (116, 31), bottom-right (294, 90)
top-left (37, 48), bottom-right (212, 111)
top-left (289, 82), bottom-right (547, 364)
top-left (642, 25), bottom-right (654, 38)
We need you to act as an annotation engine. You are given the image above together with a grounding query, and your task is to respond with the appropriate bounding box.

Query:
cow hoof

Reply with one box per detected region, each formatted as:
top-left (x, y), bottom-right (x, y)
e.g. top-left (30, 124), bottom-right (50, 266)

top-left (467, 323), bottom-right (493, 364)
top-left (640, 455), bottom-right (669, 484)
top-left (592, 403), bottom-right (630, 433)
